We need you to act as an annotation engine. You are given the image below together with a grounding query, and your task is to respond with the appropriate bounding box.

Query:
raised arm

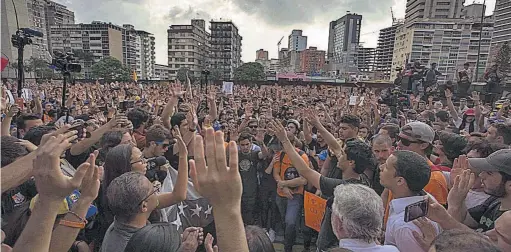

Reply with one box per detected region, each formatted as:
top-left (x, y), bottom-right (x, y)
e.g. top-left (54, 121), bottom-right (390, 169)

top-left (304, 109), bottom-right (342, 156)
top-left (445, 89), bottom-right (460, 122)
top-left (268, 120), bottom-right (320, 189)
top-left (157, 127), bottom-right (188, 208)
top-left (189, 129), bottom-right (249, 252)
top-left (1, 105), bottom-right (18, 136)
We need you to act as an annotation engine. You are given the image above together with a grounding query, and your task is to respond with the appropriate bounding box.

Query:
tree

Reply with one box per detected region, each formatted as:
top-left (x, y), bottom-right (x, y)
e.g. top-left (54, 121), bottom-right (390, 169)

top-left (208, 68), bottom-right (224, 81)
top-left (176, 67), bottom-right (195, 84)
top-left (494, 42), bottom-right (510, 78)
top-left (27, 57), bottom-right (54, 79)
top-left (233, 62), bottom-right (265, 81)
top-left (72, 49), bottom-right (94, 63)
top-left (91, 56), bottom-right (131, 81)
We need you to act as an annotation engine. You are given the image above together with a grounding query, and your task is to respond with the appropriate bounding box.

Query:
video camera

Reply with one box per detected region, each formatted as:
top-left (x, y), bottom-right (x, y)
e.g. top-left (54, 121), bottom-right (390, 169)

top-left (145, 156), bottom-right (168, 184)
top-left (51, 51), bottom-right (82, 74)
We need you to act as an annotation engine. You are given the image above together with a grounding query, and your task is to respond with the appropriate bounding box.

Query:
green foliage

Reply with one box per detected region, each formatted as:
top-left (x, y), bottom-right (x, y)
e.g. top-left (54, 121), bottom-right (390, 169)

top-left (72, 49), bottom-right (94, 62)
top-left (27, 57), bottom-right (55, 79)
top-left (91, 57), bottom-right (131, 81)
top-left (494, 42), bottom-right (510, 77)
top-left (176, 67), bottom-right (195, 84)
top-left (208, 68), bottom-right (223, 81)
top-left (233, 62), bottom-right (265, 81)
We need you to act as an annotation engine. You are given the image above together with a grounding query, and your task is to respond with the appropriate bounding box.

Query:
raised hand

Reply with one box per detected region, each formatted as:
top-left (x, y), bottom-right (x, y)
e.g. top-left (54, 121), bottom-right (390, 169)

top-left (447, 169), bottom-right (476, 208)
top-left (17, 139), bottom-right (38, 152)
top-left (172, 126), bottom-right (188, 155)
top-left (470, 91), bottom-right (480, 102)
top-left (6, 104), bottom-right (19, 117)
top-left (267, 119), bottom-right (288, 143)
top-left (189, 128), bottom-right (242, 208)
top-left (79, 150), bottom-right (103, 202)
top-left (33, 132), bottom-right (88, 201)
top-left (445, 89), bottom-right (453, 99)
top-left (449, 155), bottom-right (468, 187)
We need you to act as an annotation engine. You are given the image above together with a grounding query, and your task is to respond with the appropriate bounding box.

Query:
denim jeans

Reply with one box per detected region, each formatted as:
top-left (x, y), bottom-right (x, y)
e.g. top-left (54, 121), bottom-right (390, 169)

top-left (276, 194), bottom-right (304, 252)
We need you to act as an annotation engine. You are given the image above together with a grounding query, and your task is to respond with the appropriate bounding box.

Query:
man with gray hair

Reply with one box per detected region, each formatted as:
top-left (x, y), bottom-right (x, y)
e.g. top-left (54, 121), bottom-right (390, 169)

top-left (331, 184), bottom-right (399, 251)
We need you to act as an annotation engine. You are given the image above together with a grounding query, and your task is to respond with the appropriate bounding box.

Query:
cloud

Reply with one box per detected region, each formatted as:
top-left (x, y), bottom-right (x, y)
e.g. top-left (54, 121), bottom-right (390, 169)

top-left (228, 0), bottom-right (394, 27)
top-left (164, 6), bottom-right (212, 23)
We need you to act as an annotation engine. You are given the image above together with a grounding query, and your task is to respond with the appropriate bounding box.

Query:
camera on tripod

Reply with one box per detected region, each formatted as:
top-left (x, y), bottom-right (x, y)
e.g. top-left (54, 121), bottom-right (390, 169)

top-left (51, 51), bottom-right (82, 74)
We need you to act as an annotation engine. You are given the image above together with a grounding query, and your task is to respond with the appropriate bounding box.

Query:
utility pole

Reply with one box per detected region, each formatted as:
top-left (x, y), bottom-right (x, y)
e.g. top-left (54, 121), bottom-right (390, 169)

top-left (475, 0), bottom-right (486, 82)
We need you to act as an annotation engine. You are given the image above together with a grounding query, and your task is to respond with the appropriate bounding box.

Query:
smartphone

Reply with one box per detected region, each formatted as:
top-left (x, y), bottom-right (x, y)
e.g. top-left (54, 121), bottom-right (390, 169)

top-left (404, 200), bottom-right (428, 222)
top-left (70, 120), bottom-right (91, 140)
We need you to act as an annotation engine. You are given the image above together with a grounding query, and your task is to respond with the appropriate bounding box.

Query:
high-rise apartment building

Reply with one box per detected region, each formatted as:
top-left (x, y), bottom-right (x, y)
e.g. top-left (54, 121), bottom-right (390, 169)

top-left (167, 19), bottom-right (211, 80)
top-left (123, 24), bottom-right (155, 80)
top-left (391, 13), bottom-right (494, 81)
top-left (49, 21), bottom-right (124, 78)
top-left (300, 47), bottom-right (325, 74)
top-left (45, 0), bottom-right (75, 54)
top-left (154, 64), bottom-right (172, 80)
top-left (493, 0), bottom-right (511, 44)
top-left (256, 49), bottom-right (269, 60)
top-left (210, 20), bottom-right (242, 80)
top-left (375, 24), bottom-right (400, 80)
top-left (327, 13), bottom-right (362, 74)
top-left (26, 0), bottom-right (49, 59)
top-left (356, 47), bottom-right (376, 73)
top-left (405, 0), bottom-right (465, 25)
top-left (288, 30), bottom-right (307, 52)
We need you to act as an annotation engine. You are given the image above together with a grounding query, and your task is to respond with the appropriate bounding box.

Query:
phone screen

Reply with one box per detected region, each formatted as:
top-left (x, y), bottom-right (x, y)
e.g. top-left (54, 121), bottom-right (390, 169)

top-left (404, 200), bottom-right (428, 222)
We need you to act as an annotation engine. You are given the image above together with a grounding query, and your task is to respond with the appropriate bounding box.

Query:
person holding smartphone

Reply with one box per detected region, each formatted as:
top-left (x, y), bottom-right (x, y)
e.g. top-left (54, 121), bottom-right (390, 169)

top-left (379, 150), bottom-right (442, 252)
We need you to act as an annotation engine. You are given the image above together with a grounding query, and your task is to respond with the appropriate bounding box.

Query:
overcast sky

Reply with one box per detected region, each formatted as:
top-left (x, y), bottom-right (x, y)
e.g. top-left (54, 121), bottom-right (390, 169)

top-left (56, 0), bottom-right (496, 65)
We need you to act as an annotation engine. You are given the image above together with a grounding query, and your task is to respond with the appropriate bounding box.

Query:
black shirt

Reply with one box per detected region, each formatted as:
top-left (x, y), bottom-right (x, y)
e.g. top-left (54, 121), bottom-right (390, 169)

top-left (469, 196), bottom-right (507, 232)
top-left (65, 146), bottom-right (97, 170)
top-left (238, 151), bottom-right (260, 199)
top-left (1, 179), bottom-right (37, 216)
top-left (316, 174), bottom-right (371, 251)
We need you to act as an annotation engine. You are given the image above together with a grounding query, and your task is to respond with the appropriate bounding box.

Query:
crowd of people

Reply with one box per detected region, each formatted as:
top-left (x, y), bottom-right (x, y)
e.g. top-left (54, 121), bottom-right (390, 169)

top-left (0, 75), bottom-right (510, 252)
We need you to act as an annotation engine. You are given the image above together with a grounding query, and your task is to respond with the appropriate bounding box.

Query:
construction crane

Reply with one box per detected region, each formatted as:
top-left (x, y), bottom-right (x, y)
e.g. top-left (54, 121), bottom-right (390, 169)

top-left (391, 7), bottom-right (396, 25)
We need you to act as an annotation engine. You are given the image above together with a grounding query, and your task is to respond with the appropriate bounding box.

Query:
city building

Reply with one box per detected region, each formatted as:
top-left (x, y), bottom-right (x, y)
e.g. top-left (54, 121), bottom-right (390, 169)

top-left (256, 49), bottom-right (269, 60)
top-left (153, 64), bottom-right (172, 80)
top-left (405, 0), bottom-right (465, 25)
top-left (327, 13), bottom-right (362, 75)
top-left (210, 20), bottom-right (242, 80)
top-left (279, 48), bottom-right (301, 73)
top-left (269, 58), bottom-right (280, 73)
top-left (391, 13), bottom-right (494, 81)
top-left (45, 0), bottom-right (74, 54)
top-left (489, 0), bottom-right (511, 70)
top-left (1, 0), bottom-right (33, 79)
top-left (123, 24), bottom-right (155, 80)
top-left (49, 21), bottom-right (124, 78)
top-left (356, 46), bottom-right (376, 73)
top-left (167, 19), bottom-right (211, 80)
top-left (256, 59), bottom-right (270, 73)
top-left (26, 0), bottom-right (49, 60)
top-left (375, 24), bottom-right (400, 80)
top-left (288, 30), bottom-right (307, 52)
top-left (299, 47), bottom-right (325, 74)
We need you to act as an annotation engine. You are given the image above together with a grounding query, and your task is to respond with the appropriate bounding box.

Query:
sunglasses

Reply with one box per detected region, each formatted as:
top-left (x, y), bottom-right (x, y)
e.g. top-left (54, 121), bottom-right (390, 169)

top-left (155, 141), bottom-right (170, 148)
top-left (137, 184), bottom-right (161, 206)
top-left (398, 136), bottom-right (421, 146)
top-left (248, 125), bottom-right (258, 129)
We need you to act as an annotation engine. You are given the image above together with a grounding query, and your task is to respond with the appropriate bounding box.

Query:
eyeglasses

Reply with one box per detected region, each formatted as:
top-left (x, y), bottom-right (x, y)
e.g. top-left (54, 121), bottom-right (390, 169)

top-left (155, 141), bottom-right (170, 148)
top-left (137, 184), bottom-right (161, 206)
top-left (248, 125), bottom-right (258, 129)
top-left (398, 136), bottom-right (421, 146)
top-left (130, 157), bottom-right (147, 165)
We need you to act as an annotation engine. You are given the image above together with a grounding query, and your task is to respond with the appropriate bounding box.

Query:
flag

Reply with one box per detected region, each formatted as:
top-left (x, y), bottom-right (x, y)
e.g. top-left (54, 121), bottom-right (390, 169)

top-left (1, 57), bottom-right (8, 72)
top-left (132, 70), bottom-right (138, 82)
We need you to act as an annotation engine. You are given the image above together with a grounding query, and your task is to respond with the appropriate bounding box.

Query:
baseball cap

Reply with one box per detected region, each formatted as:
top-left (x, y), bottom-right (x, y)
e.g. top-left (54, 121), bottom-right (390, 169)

top-left (464, 108), bottom-right (475, 116)
top-left (401, 121), bottom-right (435, 144)
top-left (468, 149), bottom-right (511, 175)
